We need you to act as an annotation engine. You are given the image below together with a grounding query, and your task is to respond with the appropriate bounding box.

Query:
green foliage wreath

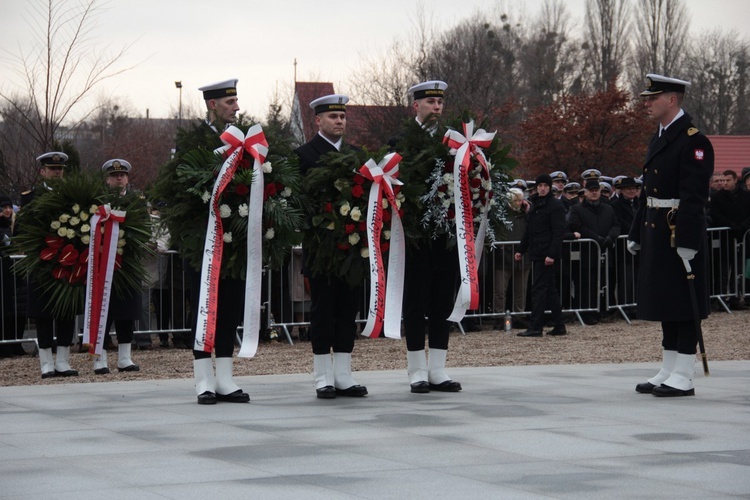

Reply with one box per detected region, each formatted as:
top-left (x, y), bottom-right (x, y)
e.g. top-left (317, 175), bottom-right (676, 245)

top-left (13, 173), bottom-right (152, 320)
top-left (301, 147), bottom-right (399, 288)
top-left (153, 126), bottom-right (305, 279)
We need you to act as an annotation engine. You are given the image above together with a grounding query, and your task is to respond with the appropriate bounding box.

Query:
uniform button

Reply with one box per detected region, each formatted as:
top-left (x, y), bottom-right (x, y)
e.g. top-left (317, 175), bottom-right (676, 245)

top-left (653, 188), bottom-right (658, 193)
top-left (644, 221), bottom-right (648, 226)
top-left (645, 168), bottom-right (648, 173)
top-left (654, 169), bottom-right (658, 174)
top-left (651, 223), bottom-right (655, 228)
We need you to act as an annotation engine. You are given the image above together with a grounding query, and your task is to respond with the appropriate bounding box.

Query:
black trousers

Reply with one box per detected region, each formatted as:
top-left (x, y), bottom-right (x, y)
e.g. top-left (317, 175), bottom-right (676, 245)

top-left (403, 240), bottom-right (459, 352)
top-left (35, 317), bottom-right (75, 349)
top-left (104, 318), bottom-right (134, 345)
top-left (189, 269), bottom-right (245, 359)
top-left (661, 320), bottom-right (698, 355)
top-left (529, 260), bottom-right (564, 331)
top-left (308, 274), bottom-right (360, 355)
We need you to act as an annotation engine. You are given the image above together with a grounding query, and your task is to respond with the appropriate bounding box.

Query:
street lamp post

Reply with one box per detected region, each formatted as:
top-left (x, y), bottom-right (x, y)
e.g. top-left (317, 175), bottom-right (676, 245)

top-left (174, 81), bottom-right (183, 124)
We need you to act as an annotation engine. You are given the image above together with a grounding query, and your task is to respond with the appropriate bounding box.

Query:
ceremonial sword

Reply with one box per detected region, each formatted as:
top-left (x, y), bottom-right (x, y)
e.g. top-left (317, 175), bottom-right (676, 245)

top-left (681, 257), bottom-right (710, 376)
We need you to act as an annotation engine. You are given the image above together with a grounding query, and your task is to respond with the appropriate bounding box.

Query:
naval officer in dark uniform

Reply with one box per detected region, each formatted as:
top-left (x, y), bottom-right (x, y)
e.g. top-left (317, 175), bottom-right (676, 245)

top-left (182, 79), bottom-right (249, 405)
top-left (92, 158), bottom-right (142, 374)
top-left (392, 80), bottom-right (462, 394)
top-left (628, 74), bottom-right (714, 397)
top-left (21, 152), bottom-right (79, 379)
top-left (295, 94), bottom-right (367, 399)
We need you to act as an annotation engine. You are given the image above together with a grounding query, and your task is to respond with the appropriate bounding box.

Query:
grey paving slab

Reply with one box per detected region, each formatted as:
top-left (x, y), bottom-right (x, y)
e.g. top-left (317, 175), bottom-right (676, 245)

top-left (0, 361), bottom-right (748, 499)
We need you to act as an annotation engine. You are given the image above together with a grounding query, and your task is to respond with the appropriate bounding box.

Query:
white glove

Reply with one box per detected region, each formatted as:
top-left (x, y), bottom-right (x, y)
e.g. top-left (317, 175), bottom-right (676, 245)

top-left (676, 247), bottom-right (697, 261)
top-left (626, 240), bottom-right (640, 255)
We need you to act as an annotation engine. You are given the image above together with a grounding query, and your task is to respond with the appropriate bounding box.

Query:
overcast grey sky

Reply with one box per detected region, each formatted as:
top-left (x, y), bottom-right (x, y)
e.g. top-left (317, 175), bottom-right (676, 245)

top-left (2, 0), bottom-right (749, 122)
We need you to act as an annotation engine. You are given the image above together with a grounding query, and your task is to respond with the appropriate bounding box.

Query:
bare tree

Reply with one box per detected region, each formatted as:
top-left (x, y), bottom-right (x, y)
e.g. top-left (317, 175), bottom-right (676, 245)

top-left (0, 0), bottom-right (135, 170)
top-left (686, 30), bottom-right (750, 135)
top-left (422, 11), bottom-right (528, 124)
top-left (520, 0), bottom-right (583, 107)
top-left (583, 0), bottom-right (630, 91)
top-left (627, 0), bottom-right (690, 95)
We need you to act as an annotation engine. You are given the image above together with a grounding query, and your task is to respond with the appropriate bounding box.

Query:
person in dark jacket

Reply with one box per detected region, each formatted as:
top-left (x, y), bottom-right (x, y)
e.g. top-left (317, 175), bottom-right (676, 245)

top-left (628, 74), bottom-right (714, 397)
top-left (610, 176), bottom-right (641, 309)
top-left (0, 196), bottom-right (27, 357)
top-left (393, 80), bottom-right (462, 394)
top-left (514, 174), bottom-right (566, 337)
top-left (567, 179), bottom-right (620, 324)
top-left (707, 169), bottom-right (750, 309)
top-left (92, 158), bottom-right (142, 375)
top-left (295, 94), bottom-right (368, 400)
top-left (179, 79), bottom-right (249, 405)
top-left (21, 152), bottom-right (79, 378)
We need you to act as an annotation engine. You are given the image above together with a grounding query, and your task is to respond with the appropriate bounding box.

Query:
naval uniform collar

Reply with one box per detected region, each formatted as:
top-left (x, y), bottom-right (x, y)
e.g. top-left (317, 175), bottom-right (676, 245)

top-left (415, 117), bottom-right (438, 136)
top-left (318, 131), bottom-right (342, 151)
top-left (659, 108), bottom-right (684, 137)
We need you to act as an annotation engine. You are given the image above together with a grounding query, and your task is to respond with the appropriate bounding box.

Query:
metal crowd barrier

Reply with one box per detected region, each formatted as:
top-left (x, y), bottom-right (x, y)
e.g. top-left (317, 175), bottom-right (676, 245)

top-left (478, 238), bottom-right (602, 328)
top-left (2, 228), bottom-right (746, 349)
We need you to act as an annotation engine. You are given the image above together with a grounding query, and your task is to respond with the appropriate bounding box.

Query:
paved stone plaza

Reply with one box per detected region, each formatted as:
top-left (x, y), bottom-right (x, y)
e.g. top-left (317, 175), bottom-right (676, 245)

top-left (1, 361), bottom-right (749, 499)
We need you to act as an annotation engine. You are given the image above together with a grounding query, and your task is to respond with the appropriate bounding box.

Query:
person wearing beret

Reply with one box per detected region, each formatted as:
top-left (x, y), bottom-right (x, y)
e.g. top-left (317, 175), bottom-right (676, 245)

top-left (628, 74), bottom-right (714, 397)
top-left (514, 174), bottom-right (567, 337)
top-left (294, 94), bottom-right (368, 399)
top-left (89, 159), bottom-right (142, 375)
top-left (392, 80), bottom-right (462, 393)
top-left (21, 152), bottom-right (79, 378)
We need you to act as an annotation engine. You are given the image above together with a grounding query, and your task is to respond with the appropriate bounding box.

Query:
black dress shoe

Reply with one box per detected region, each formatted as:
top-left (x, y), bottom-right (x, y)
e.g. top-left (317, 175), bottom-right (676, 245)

top-left (410, 381), bottom-right (430, 393)
top-left (94, 367), bottom-right (110, 375)
top-left (517, 329), bottom-right (542, 337)
top-left (55, 368), bottom-right (79, 377)
top-left (117, 364), bottom-right (140, 372)
top-left (429, 380), bottom-right (462, 392)
top-left (316, 386), bottom-right (336, 399)
top-left (653, 384), bottom-right (695, 397)
top-left (216, 389), bottom-right (250, 403)
top-left (41, 371), bottom-right (56, 379)
top-left (335, 385), bottom-right (368, 397)
top-left (546, 325), bottom-right (567, 336)
top-left (197, 391), bottom-right (217, 405)
top-left (635, 382), bottom-right (656, 394)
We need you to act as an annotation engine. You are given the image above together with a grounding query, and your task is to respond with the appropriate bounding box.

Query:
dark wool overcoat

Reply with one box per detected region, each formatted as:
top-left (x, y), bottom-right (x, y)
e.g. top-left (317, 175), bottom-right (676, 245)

top-left (628, 112), bottom-right (714, 321)
top-left (519, 193), bottom-right (566, 262)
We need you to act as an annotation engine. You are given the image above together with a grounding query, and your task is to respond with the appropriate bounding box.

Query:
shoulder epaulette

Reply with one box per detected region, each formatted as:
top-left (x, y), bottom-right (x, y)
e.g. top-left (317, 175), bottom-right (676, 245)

top-left (687, 127), bottom-right (699, 136)
top-left (21, 190), bottom-right (32, 196)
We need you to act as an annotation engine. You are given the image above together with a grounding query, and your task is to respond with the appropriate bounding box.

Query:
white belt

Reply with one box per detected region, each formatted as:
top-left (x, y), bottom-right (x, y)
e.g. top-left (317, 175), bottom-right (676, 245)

top-left (646, 197), bottom-right (679, 209)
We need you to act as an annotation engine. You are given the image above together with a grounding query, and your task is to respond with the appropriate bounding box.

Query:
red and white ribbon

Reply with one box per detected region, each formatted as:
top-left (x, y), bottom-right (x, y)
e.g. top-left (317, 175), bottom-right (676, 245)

top-left (442, 120), bottom-right (496, 322)
top-left (194, 124), bottom-right (268, 358)
top-left (83, 204), bottom-right (126, 356)
top-left (358, 153), bottom-right (405, 339)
